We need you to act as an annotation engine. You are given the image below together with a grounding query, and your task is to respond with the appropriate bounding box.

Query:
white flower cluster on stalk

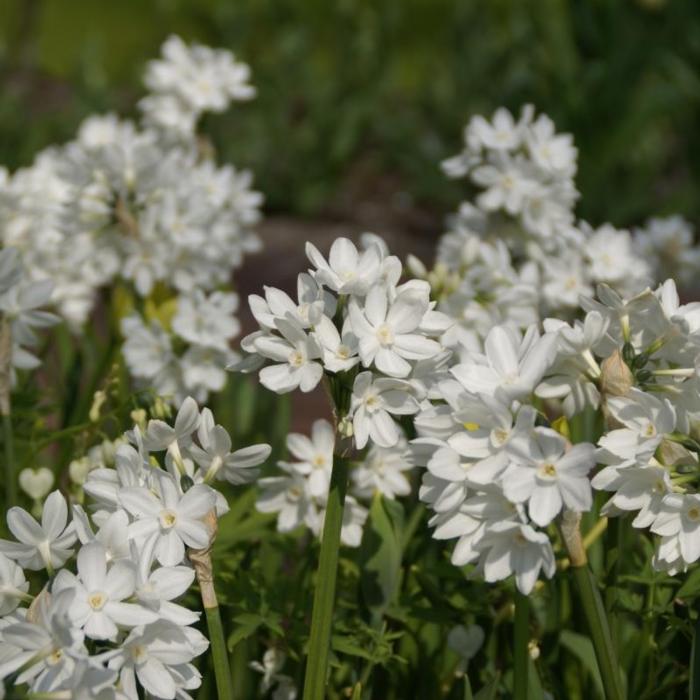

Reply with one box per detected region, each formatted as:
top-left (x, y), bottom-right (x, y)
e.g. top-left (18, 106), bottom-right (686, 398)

top-left (0, 35), bottom-right (261, 405)
top-left (233, 234), bottom-right (449, 544)
top-left (432, 106), bottom-right (700, 343)
top-left (122, 290), bottom-right (240, 405)
top-left (0, 397), bottom-right (270, 699)
top-left (0, 247), bottom-right (59, 381)
top-left (256, 418), bottom-right (414, 547)
top-left (580, 280), bottom-right (700, 574)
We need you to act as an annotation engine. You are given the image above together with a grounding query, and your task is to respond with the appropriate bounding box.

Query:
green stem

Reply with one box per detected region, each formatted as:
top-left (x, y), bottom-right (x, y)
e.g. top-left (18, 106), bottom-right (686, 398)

top-left (513, 591), bottom-right (529, 700)
top-left (4, 412), bottom-right (16, 510)
top-left (302, 455), bottom-right (350, 700)
top-left (206, 605), bottom-right (234, 700)
top-left (571, 564), bottom-right (625, 700)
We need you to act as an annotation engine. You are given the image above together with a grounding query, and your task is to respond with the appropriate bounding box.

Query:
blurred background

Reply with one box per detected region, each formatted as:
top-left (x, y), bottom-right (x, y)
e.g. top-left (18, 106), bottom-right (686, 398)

top-left (1, 0), bottom-right (700, 427)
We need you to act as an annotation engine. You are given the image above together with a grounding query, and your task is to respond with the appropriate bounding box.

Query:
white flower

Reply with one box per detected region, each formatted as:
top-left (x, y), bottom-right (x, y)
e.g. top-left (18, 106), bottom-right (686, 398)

top-left (107, 620), bottom-right (208, 700)
top-left (254, 318), bottom-right (324, 394)
top-left (350, 371), bottom-right (420, 449)
top-left (451, 325), bottom-right (556, 402)
top-left (189, 412), bottom-right (271, 485)
top-left (352, 441), bottom-right (414, 500)
top-left (0, 588), bottom-right (86, 688)
top-left (18, 467), bottom-right (54, 501)
top-left (257, 464), bottom-right (317, 535)
top-left (119, 474), bottom-right (216, 566)
top-left (133, 538), bottom-right (199, 626)
top-left (474, 521), bottom-right (556, 594)
top-left (651, 494), bottom-right (700, 564)
top-left (249, 274), bottom-right (333, 330)
top-left (314, 315), bottom-right (360, 373)
top-left (348, 286), bottom-right (441, 378)
top-left (0, 490), bottom-right (76, 571)
top-left (305, 237), bottom-right (382, 295)
top-left (54, 542), bottom-right (157, 640)
top-left (503, 428), bottom-right (596, 526)
top-left (0, 553), bottom-right (29, 615)
top-left (172, 290), bottom-right (239, 352)
top-left (279, 419), bottom-right (335, 499)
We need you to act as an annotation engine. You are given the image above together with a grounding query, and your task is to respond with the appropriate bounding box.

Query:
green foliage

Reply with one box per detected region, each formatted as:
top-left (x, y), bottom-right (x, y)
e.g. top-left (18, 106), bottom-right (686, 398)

top-left (1, 0), bottom-right (700, 226)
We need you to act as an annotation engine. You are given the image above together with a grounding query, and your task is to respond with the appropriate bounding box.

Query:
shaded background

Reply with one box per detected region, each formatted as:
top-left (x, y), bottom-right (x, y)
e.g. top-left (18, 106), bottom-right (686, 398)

top-left (2, 0), bottom-right (700, 427)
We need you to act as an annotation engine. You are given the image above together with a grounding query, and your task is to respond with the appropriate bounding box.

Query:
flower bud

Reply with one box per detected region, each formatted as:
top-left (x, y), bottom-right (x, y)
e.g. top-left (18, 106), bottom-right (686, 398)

top-left (18, 467), bottom-right (54, 501)
top-left (600, 349), bottom-right (634, 398)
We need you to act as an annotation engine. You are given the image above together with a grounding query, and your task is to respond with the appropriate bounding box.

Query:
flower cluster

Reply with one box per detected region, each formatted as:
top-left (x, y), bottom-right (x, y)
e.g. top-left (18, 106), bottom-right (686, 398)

top-left (235, 234), bottom-right (451, 422)
top-left (257, 419), bottom-right (413, 546)
top-left (140, 34), bottom-right (255, 138)
top-left (0, 36), bottom-right (261, 405)
top-left (0, 246), bottom-right (59, 383)
top-left (0, 398), bottom-right (270, 698)
top-left (121, 290), bottom-right (240, 405)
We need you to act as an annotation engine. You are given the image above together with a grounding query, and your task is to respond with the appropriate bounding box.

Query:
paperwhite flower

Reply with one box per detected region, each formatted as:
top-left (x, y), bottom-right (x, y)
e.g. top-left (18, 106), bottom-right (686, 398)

top-left (0, 588), bottom-right (86, 688)
top-left (351, 440), bottom-right (413, 500)
top-left (0, 553), bottom-right (29, 615)
top-left (474, 520), bottom-right (556, 594)
top-left (314, 315), bottom-right (360, 373)
top-left (189, 410), bottom-right (271, 485)
top-left (504, 428), bottom-right (596, 526)
top-left (651, 494), bottom-right (700, 564)
top-left (305, 237), bottom-right (382, 295)
top-left (249, 274), bottom-right (333, 331)
top-left (172, 290), bottom-right (239, 352)
top-left (450, 325), bottom-right (556, 403)
top-left (279, 419), bottom-right (335, 499)
top-left (54, 542), bottom-right (157, 640)
top-left (119, 474), bottom-right (216, 566)
top-left (18, 467), bottom-right (54, 502)
top-left (348, 286), bottom-right (441, 378)
top-left (107, 620), bottom-right (208, 700)
top-left (350, 371), bottom-right (420, 449)
top-left (255, 318), bottom-right (324, 394)
top-left (0, 490), bottom-right (76, 571)
top-left (257, 464), bottom-right (318, 536)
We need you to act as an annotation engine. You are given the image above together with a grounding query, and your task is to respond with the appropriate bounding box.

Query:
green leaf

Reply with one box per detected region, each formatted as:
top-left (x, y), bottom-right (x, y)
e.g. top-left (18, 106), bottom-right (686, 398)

top-left (474, 673), bottom-right (501, 700)
top-left (463, 674), bottom-right (474, 700)
top-left (559, 630), bottom-right (604, 699)
top-left (358, 494), bottom-right (405, 618)
top-left (331, 635), bottom-right (375, 661)
top-left (227, 613), bottom-right (263, 650)
top-left (350, 682), bottom-right (362, 700)
top-left (678, 568), bottom-right (700, 600)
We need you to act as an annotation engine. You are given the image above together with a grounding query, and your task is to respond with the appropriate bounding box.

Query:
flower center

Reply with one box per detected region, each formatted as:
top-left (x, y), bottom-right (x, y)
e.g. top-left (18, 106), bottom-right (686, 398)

top-left (364, 393), bottom-right (380, 412)
top-left (288, 349), bottom-right (305, 368)
top-left (491, 428), bottom-right (509, 446)
top-left (376, 323), bottom-right (394, 347)
top-left (88, 591), bottom-right (107, 611)
top-left (312, 454), bottom-right (326, 468)
top-left (688, 506), bottom-right (700, 521)
top-left (538, 463), bottom-right (557, 478)
top-left (336, 344), bottom-right (351, 359)
top-left (159, 509), bottom-right (178, 529)
top-left (47, 649), bottom-right (63, 666)
top-left (644, 423), bottom-right (656, 437)
top-left (131, 644), bottom-right (148, 664)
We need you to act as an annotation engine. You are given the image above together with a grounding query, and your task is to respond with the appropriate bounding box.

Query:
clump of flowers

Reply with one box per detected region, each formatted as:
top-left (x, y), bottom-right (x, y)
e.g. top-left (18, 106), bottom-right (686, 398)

top-left (0, 36), bottom-right (261, 405)
top-left (0, 398), bottom-right (270, 698)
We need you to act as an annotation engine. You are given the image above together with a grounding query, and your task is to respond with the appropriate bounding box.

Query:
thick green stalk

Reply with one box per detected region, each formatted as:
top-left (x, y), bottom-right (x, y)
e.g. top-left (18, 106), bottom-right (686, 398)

top-left (206, 605), bottom-right (234, 700)
top-left (190, 512), bottom-right (233, 700)
top-left (513, 591), bottom-right (529, 700)
top-left (571, 564), bottom-right (625, 700)
top-left (302, 454), bottom-right (350, 700)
